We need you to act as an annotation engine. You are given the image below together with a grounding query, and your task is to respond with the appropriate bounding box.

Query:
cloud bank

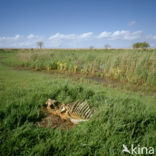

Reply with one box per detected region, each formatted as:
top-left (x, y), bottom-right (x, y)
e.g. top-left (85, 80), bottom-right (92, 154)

top-left (97, 30), bottom-right (142, 40)
top-left (0, 30), bottom-right (156, 48)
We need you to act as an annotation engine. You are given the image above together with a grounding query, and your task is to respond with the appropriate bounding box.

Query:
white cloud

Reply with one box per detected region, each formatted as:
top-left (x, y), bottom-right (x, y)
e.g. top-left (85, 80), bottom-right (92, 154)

top-left (27, 34), bottom-right (36, 39)
top-left (153, 36), bottom-right (156, 39)
top-left (128, 21), bottom-right (136, 26)
top-left (14, 34), bottom-right (20, 40)
top-left (49, 32), bottom-right (93, 40)
top-left (97, 31), bottom-right (111, 39)
top-left (97, 30), bottom-right (142, 40)
top-left (0, 34), bottom-right (41, 48)
top-left (48, 32), bottom-right (94, 48)
top-left (49, 33), bottom-right (77, 40)
top-left (0, 31), bottom-right (156, 48)
top-left (111, 30), bottom-right (142, 40)
top-left (0, 34), bottom-right (21, 41)
top-left (79, 32), bottom-right (93, 39)
top-left (49, 33), bottom-right (65, 40)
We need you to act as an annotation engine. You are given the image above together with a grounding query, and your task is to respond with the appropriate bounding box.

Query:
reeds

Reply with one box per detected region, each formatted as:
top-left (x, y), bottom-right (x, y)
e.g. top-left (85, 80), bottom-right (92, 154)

top-left (14, 49), bottom-right (156, 90)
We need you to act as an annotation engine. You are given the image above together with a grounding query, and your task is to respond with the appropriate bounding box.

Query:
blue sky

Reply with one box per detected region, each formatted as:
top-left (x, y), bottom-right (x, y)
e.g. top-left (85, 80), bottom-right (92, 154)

top-left (0, 0), bottom-right (156, 48)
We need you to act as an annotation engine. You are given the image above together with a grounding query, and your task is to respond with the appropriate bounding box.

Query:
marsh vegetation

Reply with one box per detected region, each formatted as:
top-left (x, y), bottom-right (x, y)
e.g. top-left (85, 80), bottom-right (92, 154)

top-left (0, 49), bottom-right (156, 155)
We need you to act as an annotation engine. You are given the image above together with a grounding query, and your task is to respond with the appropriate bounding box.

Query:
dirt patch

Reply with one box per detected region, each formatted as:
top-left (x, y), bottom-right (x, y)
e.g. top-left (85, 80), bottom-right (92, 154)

top-left (36, 113), bottom-right (74, 129)
top-left (36, 107), bottom-right (74, 129)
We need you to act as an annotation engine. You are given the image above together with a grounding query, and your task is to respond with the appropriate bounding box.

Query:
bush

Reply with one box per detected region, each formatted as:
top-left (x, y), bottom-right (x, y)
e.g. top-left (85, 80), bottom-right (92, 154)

top-left (133, 42), bottom-right (150, 49)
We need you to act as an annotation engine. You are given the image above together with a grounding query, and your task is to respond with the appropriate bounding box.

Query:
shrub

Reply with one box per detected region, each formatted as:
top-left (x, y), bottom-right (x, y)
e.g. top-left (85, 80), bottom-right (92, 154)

top-left (133, 42), bottom-right (150, 49)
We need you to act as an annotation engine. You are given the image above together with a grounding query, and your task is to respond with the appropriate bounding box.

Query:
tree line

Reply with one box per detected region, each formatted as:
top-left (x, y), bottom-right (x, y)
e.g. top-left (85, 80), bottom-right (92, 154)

top-left (36, 41), bottom-right (151, 49)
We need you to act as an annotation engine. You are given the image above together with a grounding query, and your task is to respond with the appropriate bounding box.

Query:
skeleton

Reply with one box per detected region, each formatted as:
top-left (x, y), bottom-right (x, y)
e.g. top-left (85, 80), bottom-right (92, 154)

top-left (45, 99), bottom-right (93, 124)
top-left (46, 99), bottom-right (58, 109)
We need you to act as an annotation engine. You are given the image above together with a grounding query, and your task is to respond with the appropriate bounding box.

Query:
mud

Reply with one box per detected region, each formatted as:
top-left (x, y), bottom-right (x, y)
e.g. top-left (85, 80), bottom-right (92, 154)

top-left (37, 114), bottom-right (74, 129)
top-left (36, 108), bottom-right (74, 129)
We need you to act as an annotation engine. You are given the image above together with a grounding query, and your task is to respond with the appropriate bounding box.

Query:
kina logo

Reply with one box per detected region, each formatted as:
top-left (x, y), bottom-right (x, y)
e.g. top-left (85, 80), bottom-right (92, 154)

top-left (122, 144), bottom-right (154, 155)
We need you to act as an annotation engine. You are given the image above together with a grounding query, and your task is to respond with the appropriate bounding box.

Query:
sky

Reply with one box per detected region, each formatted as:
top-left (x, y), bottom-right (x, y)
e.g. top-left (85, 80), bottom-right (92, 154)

top-left (0, 0), bottom-right (156, 48)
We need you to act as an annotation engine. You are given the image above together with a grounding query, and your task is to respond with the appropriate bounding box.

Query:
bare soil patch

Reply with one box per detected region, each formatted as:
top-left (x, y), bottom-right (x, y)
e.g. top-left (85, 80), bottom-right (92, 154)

top-left (36, 107), bottom-right (74, 129)
top-left (37, 113), bottom-right (74, 129)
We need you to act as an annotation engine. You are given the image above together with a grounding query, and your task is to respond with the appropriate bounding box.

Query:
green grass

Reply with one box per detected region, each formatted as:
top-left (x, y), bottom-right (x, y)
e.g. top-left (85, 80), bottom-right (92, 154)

top-left (1, 48), bottom-right (156, 92)
top-left (0, 52), bottom-right (156, 155)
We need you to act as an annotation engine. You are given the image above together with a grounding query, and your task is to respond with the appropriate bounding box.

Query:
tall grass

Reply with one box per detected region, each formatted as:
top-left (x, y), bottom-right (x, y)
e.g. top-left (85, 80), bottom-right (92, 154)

top-left (1, 49), bottom-right (156, 91)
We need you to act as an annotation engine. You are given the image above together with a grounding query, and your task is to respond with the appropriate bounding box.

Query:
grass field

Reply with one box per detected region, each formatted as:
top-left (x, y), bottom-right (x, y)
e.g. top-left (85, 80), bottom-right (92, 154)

top-left (1, 48), bottom-right (156, 92)
top-left (0, 49), bottom-right (156, 155)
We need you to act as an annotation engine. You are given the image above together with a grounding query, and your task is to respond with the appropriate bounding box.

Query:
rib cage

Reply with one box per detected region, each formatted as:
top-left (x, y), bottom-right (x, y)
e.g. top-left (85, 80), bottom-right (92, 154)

top-left (64, 101), bottom-right (93, 119)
